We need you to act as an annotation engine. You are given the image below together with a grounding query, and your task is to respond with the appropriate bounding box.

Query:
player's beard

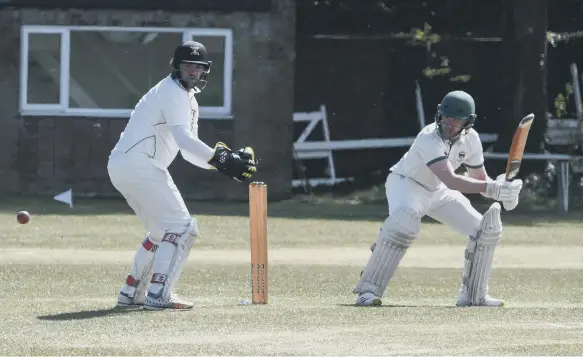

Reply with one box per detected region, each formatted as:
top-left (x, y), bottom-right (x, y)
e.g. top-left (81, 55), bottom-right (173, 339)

top-left (180, 76), bottom-right (197, 90)
top-left (181, 75), bottom-right (206, 92)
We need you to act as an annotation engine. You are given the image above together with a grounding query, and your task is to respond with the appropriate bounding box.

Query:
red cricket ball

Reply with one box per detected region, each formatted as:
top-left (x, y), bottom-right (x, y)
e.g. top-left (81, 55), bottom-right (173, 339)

top-left (17, 211), bottom-right (31, 224)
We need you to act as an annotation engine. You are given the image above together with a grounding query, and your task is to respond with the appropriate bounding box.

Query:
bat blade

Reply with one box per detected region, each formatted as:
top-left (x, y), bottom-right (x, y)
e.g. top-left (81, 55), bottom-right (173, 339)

top-left (505, 113), bottom-right (535, 181)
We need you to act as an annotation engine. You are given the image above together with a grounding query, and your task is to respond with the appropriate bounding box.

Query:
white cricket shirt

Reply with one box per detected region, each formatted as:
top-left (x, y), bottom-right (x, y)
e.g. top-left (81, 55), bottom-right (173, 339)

top-left (390, 123), bottom-right (484, 191)
top-left (110, 76), bottom-right (209, 169)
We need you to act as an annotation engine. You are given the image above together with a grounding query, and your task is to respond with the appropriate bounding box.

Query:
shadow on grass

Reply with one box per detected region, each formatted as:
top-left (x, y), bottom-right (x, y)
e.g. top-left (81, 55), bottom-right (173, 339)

top-left (0, 195), bottom-right (581, 224)
top-left (338, 303), bottom-right (459, 308)
top-left (37, 306), bottom-right (143, 321)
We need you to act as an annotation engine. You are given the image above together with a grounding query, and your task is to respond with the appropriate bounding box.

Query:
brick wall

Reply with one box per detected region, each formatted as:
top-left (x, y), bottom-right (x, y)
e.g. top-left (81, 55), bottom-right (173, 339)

top-left (0, 1), bottom-right (295, 201)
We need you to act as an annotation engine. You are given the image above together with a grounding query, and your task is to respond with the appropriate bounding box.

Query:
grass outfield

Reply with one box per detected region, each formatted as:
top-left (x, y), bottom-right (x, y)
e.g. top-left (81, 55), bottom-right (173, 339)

top-left (0, 197), bottom-right (581, 356)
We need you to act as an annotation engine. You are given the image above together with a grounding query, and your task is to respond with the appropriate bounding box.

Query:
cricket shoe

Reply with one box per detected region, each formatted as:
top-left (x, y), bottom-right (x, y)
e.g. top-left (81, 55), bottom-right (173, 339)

top-left (355, 292), bottom-right (382, 306)
top-left (116, 290), bottom-right (146, 308)
top-left (143, 292), bottom-right (194, 311)
top-left (456, 290), bottom-right (504, 307)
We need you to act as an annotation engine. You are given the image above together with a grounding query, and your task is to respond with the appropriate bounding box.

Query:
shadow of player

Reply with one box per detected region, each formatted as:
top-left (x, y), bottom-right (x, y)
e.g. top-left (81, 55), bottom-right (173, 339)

top-left (337, 303), bottom-right (460, 308)
top-left (37, 306), bottom-right (143, 321)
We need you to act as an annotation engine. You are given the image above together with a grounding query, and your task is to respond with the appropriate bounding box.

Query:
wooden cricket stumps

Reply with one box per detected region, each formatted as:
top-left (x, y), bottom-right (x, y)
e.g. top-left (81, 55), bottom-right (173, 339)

top-left (249, 182), bottom-right (268, 304)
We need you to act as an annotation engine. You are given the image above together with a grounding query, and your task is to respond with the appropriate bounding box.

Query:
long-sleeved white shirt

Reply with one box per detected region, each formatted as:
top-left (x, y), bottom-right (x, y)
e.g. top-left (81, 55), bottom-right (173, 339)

top-left (110, 75), bottom-right (214, 169)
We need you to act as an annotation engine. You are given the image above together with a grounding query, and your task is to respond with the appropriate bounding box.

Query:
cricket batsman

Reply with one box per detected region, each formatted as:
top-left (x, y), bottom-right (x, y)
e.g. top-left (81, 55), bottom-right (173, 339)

top-left (108, 41), bottom-right (257, 310)
top-left (353, 90), bottom-right (523, 307)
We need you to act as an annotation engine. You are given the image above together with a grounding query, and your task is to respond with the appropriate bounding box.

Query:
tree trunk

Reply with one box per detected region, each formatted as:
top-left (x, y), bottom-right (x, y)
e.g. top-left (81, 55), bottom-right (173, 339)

top-left (493, 0), bottom-right (548, 175)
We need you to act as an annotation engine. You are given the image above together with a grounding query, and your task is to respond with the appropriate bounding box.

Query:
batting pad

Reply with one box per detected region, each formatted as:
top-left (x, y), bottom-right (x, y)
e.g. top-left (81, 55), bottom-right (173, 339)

top-left (462, 202), bottom-right (502, 304)
top-left (125, 235), bottom-right (159, 298)
top-left (353, 207), bottom-right (420, 297)
top-left (151, 219), bottom-right (199, 301)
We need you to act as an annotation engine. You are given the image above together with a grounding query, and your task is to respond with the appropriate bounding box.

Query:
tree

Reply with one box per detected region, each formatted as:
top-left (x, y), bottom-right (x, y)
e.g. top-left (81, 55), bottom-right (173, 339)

top-left (493, 0), bottom-right (548, 174)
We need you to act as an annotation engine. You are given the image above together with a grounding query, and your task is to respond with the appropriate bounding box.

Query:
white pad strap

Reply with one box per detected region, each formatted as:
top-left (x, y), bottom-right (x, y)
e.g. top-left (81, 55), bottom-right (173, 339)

top-left (462, 203), bottom-right (502, 304)
top-left (151, 219), bottom-right (198, 300)
top-left (353, 208), bottom-right (420, 297)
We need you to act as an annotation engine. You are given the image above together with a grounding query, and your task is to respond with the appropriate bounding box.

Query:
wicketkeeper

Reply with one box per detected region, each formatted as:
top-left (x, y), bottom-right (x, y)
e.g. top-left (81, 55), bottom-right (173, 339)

top-left (108, 41), bottom-right (257, 310)
top-left (353, 90), bottom-right (523, 307)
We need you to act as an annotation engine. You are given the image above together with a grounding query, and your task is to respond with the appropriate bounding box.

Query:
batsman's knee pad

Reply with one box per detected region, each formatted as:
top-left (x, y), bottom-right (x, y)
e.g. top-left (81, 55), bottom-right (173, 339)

top-left (353, 207), bottom-right (421, 297)
top-left (461, 202), bottom-right (502, 304)
top-left (151, 218), bottom-right (199, 300)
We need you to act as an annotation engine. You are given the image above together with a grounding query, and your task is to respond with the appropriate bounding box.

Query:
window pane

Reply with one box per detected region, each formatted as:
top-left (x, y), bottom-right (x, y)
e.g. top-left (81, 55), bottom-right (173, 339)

top-left (27, 33), bottom-right (61, 104)
top-left (190, 36), bottom-right (226, 107)
top-left (69, 31), bottom-right (181, 109)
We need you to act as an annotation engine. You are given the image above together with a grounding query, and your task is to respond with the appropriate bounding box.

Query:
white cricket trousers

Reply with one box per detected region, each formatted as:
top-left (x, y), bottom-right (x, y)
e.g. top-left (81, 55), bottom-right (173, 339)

top-left (107, 153), bottom-right (192, 241)
top-left (385, 173), bottom-right (483, 237)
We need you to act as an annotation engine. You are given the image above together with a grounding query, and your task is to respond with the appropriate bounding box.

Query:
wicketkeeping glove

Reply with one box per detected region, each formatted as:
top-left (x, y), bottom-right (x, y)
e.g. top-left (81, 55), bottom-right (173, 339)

top-left (207, 142), bottom-right (257, 182)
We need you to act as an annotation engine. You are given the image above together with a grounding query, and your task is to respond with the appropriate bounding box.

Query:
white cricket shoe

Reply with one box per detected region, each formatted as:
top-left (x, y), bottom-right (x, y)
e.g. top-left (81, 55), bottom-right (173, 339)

top-left (456, 290), bottom-right (504, 307)
top-left (143, 292), bottom-right (194, 311)
top-left (355, 292), bottom-right (382, 306)
top-left (116, 290), bottom-right (146, 307)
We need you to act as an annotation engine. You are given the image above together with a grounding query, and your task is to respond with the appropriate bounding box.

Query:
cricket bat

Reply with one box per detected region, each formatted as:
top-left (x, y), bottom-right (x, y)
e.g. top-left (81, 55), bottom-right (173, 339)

top-left (505, 113), bottom-right (535, 181)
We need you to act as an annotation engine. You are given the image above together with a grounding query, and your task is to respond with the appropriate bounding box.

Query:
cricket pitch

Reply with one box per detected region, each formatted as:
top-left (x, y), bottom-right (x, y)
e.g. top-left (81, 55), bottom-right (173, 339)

top-left (0, 198), bottom-right (581, 356)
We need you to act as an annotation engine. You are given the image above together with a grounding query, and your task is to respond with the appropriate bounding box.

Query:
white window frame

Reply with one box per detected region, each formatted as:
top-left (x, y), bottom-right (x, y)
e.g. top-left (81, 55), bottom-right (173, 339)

top-left (20, 25), bottom-right (233, 119)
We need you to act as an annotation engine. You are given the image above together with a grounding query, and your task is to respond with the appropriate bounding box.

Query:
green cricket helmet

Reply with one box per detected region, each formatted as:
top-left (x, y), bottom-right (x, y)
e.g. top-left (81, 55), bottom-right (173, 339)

top-left (434, 90), bottom-right (477, 141)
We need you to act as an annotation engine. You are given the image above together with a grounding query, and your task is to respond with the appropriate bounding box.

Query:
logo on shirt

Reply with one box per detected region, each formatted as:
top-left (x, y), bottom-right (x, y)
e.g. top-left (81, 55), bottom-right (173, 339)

top-left (458, 151), bottom-right (466, 160)
top-left (190, 109), bottom-right (196, 131)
